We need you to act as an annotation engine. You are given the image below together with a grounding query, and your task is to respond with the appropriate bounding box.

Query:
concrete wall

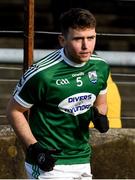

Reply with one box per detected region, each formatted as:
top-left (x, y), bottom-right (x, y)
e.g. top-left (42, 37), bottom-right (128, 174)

top-left (0, 125), bottom-right (27, 179)
top-left (90, 128), bottom-right (135, 179)
top-left (0, 127), bottom-right (135, 179)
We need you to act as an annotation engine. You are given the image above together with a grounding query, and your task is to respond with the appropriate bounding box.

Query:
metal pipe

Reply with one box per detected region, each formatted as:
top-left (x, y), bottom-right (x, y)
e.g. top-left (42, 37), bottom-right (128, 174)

top-left (23, 0), bottom-right (34, 72)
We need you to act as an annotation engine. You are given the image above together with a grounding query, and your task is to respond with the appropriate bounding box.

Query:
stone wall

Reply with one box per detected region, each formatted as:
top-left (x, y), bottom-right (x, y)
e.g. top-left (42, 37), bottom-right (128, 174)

top-left (0, 125), bottom-right (27, 179)
top-left (0, 127), bottom-right (135, 179)
top-left (90, 128), bottom-right (135, 179)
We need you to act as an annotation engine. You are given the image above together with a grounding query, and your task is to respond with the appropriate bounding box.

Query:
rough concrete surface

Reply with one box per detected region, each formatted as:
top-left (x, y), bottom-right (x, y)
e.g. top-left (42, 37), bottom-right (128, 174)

top-left (0, 126), bottom-right (135, 179)
top-left (90, 128), bottom-right (135, 179)
top-left (0, 125), bottom-right (27, 179)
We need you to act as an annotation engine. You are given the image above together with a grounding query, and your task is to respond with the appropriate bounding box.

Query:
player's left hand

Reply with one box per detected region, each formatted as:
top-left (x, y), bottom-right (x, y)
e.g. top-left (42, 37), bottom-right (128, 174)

top-left (92, 106), bottom-right (109, 133)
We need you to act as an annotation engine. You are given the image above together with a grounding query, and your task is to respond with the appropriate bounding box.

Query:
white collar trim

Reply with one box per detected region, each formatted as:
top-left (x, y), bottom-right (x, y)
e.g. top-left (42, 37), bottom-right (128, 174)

top-left (60, 48), bottom-right (87, 67)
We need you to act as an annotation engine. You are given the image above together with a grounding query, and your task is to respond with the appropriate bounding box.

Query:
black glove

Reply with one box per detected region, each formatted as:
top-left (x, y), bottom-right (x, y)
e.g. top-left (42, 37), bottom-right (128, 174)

top-left (27, 142), bottom-right (61, 171)
top-left (92, 106), bottom-right (109, 133)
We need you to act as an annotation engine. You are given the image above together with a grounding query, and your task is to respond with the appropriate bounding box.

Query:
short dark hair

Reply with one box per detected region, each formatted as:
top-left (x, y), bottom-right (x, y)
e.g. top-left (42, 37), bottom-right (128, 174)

top-left (59, 8), bottom-right (96, 35)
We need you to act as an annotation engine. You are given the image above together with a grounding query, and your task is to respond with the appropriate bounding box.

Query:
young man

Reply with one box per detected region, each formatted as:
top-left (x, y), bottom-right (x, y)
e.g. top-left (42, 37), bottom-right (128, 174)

top-left (6, 8), bottom-right (109, 179)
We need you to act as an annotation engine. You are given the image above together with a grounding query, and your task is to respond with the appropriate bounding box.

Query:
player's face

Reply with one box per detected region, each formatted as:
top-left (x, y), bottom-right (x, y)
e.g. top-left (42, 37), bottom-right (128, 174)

top-left (60, 27), bottom-right (96, 64)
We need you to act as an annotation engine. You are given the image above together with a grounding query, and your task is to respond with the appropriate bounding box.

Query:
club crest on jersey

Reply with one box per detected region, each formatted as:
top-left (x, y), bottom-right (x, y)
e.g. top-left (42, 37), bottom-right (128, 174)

top-left (88, 71), bottom-right (97, 84)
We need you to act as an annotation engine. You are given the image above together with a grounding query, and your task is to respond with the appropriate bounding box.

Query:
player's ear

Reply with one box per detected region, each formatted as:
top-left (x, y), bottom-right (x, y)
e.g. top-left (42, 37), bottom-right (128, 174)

top-left (58, 34), bottom-right (65, 47)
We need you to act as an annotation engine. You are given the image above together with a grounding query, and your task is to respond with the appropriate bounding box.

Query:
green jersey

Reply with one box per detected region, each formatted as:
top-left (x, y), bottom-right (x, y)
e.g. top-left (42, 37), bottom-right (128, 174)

top-left (13, 48), bottom-right (109, 165)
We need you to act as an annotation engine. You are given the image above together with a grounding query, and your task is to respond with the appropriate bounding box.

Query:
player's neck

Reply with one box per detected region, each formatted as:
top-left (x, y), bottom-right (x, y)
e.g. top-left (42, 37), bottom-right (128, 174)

top-left (61, 48), bottom-right (86, 67)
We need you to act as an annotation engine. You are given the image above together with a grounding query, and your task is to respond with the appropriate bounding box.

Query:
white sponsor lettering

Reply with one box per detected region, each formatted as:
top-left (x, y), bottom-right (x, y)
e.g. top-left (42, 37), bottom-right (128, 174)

top-left (58, 92), bottom-right (96, 116)
top-left (56, 79), bottom-right (70, 85)
top-left (72, 72), bottom-right (84, 77)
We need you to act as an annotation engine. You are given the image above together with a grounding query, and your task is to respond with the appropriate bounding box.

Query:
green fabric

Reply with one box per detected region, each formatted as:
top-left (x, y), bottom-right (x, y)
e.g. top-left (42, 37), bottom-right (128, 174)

top-left (14, 49), bottom-right (110, 165)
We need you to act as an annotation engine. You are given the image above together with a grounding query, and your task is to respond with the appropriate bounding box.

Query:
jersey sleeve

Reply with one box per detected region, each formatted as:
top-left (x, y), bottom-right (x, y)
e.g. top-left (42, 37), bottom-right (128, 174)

top-left (13, 66), bottom-right (45, 109)
top-left (99, 61), bottom-right (110, 95)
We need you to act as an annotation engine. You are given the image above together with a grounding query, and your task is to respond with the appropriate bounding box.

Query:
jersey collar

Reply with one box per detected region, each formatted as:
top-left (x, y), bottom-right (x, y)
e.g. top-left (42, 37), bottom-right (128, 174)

top-left (60, 48), bottom-right (87, 67)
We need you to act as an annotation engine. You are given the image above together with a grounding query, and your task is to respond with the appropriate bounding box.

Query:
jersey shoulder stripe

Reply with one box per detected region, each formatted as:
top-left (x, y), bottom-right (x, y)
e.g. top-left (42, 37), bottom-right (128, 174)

top-left (14, 50), bottom-right (63, 96)
top-left (36, 49), bottom-right (61, 66)
top-left (23, 49), bottom-right (62, 79)
top-left (90, 54), bottom-right (107, 63)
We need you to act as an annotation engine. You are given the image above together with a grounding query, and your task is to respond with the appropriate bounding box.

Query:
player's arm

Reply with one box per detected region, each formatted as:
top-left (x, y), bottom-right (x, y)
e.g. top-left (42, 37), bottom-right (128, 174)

top-left (6, 96), bottom-right (37, 148)
top-left (94, 93), bottom-right (107, 115)
top-left (6, 96), bottom-right (61, 171)
top-left (92, 93), bottom-right (109, 133)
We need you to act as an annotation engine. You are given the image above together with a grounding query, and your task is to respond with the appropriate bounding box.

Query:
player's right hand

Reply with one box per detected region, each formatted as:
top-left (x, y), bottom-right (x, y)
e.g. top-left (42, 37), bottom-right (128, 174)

top-left (27, 142), bottom-right (61, 171)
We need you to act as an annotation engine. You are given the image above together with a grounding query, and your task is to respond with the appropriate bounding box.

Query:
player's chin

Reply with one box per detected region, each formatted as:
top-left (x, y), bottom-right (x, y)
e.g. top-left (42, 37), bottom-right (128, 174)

top-left (80, 56), bottom-right (90, 62)
top-left (79, 54), bottom-right (91, 62)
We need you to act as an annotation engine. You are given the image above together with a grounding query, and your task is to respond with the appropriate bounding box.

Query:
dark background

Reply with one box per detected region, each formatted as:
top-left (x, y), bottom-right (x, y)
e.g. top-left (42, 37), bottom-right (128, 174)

top-left (0, 0), bottom-right (135, 50)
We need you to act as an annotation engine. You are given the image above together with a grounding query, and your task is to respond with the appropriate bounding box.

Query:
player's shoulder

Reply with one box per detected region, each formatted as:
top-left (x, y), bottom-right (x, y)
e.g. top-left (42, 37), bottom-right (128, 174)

top-left (23, 49), bottom-right (63, 81)
top-left (90, 53), bottom-right (108, 64)
top-left (35, 49), bottom-right (62, 67)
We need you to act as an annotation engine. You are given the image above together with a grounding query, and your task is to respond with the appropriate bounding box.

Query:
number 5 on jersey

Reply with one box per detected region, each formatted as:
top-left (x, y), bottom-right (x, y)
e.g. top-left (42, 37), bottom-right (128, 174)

top-left (76, 77), bottom-right (83, 87)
